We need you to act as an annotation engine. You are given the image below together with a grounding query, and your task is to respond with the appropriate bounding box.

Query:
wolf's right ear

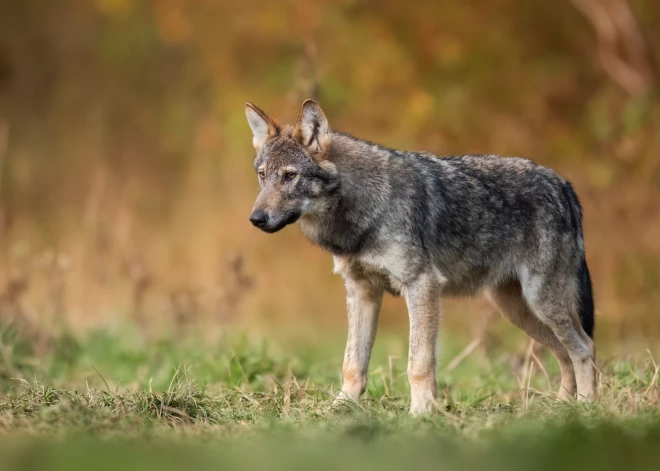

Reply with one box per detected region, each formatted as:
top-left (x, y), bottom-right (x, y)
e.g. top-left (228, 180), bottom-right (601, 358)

top-left (245, 102), bottom-right (280, 149)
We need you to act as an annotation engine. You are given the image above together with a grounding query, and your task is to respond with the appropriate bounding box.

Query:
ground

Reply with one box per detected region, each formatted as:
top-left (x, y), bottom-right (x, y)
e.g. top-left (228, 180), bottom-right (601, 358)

top-left (1, 321), bottom-right (659, 470)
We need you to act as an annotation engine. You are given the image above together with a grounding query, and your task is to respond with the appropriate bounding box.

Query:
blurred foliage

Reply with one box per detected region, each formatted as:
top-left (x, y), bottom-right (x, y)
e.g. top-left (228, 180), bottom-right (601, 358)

top-left (2, 424), bottom-right (660, 471)
top-left (0, 0), bottom-right (659, 340)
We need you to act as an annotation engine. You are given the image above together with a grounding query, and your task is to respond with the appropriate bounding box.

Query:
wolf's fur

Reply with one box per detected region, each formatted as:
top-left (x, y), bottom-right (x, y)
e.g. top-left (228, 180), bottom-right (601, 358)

top-left (245, 100), bottom-right (596, 415)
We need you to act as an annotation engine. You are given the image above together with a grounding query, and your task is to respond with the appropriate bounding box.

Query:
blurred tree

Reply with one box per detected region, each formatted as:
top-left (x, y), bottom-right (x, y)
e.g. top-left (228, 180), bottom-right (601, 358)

top-left (0, 0), bottom-right (657, 335)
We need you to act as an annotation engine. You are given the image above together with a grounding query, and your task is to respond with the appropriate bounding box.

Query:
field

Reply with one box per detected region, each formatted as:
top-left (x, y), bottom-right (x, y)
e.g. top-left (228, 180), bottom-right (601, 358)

top-left (1, 321), bottom-right (659, 470)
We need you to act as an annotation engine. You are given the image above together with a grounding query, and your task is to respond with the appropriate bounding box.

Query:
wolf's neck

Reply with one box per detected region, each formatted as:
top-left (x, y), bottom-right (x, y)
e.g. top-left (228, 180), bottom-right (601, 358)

top-left (328, 131), bottom-right (395, 161)
top-left (298, 132), bottom-right (393, 255)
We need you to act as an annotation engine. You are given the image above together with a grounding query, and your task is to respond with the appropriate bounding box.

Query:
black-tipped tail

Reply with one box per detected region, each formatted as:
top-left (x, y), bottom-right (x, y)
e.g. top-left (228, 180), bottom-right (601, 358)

top-left (578, 256), bottom-right (595, 338)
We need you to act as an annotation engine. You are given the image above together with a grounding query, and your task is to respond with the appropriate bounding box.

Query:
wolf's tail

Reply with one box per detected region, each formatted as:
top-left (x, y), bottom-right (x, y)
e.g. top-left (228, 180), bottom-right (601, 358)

top-left (577, 255), bottom-right (595, 339)
top-left (563, 182), bottom-right (595, 339)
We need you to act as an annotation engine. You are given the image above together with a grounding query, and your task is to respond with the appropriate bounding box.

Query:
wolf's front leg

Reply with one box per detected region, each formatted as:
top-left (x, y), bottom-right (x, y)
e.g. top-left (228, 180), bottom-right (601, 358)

top-left (336, 275), bottom-right (384, 404)
top-left (404, 275), bottom-right (441, 415)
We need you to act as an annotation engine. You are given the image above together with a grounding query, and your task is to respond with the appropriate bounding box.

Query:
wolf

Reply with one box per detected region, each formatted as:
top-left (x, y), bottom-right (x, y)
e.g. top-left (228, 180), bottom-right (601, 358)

top-left (245, 99), bottom-right (596, 415)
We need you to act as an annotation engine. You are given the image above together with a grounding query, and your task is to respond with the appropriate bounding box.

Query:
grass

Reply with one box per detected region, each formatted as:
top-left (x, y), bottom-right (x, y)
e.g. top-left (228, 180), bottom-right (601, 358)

top-left (1, 321), bottom-right (659, 470)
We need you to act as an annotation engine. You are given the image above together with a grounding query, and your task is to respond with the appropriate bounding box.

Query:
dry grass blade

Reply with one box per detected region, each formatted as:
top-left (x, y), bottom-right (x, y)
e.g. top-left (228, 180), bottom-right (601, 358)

top-left (530, 350), bottom-right (552, 391)
top-left (445, 337), bottom-right (483, 373)
top-left (283, 364), bottom-right (292, 418)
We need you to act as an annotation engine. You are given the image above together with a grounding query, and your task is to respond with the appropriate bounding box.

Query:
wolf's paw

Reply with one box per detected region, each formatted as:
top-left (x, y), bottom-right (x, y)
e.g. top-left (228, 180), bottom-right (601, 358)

top-left (331, 391), bottom-right (362, 413)
top-left (409, 398), bottom-right (436, 416)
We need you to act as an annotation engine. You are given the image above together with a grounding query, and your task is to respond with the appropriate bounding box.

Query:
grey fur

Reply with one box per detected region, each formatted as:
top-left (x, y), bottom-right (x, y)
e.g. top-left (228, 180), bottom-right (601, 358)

top-left (246, 100), bottom-right (596, 415)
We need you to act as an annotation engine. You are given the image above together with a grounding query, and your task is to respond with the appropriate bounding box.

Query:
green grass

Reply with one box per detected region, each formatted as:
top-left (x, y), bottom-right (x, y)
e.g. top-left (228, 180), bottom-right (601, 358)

top-left (1, 321), bottom-right (659, 470)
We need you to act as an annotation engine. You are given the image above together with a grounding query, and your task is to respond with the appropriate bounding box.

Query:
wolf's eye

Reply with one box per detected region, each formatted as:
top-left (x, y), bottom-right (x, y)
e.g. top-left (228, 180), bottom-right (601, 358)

top-left (258, 170), bottom-right (265, 179)
top-left (284, 172), bottom-right (297, 182)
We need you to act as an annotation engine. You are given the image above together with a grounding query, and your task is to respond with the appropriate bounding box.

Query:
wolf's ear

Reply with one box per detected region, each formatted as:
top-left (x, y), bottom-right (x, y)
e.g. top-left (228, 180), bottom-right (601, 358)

top-left (245, 102), bottom-right (280, 149)
top-left (293, 99), bottom-right (330, 157)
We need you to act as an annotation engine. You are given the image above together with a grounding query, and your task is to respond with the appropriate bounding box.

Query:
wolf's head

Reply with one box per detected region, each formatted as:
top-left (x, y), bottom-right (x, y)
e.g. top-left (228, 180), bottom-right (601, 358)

top-left (245, 100), bottom-right (339, 233)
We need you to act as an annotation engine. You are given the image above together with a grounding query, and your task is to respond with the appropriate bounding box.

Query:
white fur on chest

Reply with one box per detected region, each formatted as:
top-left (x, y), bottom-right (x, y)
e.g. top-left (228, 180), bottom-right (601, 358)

top-left (357, 244), bottom-right (410, 286)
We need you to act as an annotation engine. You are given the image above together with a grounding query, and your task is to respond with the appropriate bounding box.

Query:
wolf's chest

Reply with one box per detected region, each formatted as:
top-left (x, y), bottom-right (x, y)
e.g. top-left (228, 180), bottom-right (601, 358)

top-left (355, 245), bottom-right (413, 293)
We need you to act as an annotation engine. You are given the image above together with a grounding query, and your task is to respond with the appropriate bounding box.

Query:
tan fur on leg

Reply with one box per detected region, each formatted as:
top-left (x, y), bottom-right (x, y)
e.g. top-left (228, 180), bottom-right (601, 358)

top-left (334, 262), bottom-right (384, 404)
top-left (403, 274), bottom-right (441, 415)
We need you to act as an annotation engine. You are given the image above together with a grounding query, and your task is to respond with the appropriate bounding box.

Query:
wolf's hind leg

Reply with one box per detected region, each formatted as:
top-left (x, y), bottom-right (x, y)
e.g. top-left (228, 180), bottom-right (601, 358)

top-left (521, 276), bottom-right (596, 401)
top-left (487, 279), bottom-right (576, 400)
top-left (336, 274), bottom-right (384, 404)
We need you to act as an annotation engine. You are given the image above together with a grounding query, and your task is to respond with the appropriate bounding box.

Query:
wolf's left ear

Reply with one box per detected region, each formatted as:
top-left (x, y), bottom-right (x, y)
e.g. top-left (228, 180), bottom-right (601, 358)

top-left (293, 99), bottom-right (330, 158)
top-left (245, 102), bottom-right (280, 149)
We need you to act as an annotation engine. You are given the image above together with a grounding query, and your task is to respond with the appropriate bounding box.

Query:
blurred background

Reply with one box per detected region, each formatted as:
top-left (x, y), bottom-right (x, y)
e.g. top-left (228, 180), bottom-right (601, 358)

top-left (0, 0), bottom-right (658, 349)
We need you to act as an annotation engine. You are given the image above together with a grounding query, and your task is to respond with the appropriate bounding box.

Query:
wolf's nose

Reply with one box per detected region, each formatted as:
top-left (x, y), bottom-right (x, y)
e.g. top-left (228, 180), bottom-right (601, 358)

top-left (249, 210), bottom-right (268, 228)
